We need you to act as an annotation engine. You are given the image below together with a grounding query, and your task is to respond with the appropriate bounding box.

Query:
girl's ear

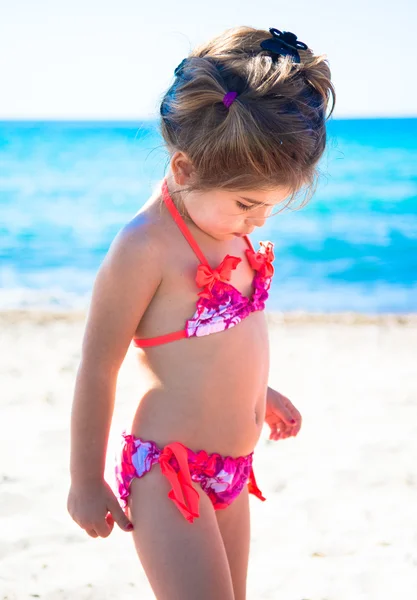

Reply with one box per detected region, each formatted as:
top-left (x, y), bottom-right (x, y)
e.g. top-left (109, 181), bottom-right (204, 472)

top-left (171, 151), bottom-right (195, 185)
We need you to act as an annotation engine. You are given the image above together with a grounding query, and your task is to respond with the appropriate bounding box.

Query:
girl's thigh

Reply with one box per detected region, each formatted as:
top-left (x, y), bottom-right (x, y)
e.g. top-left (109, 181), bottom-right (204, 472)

top-left (127, 465), bottom-right (235, 600)
top-left (215, 486), bottom-right (250, 600)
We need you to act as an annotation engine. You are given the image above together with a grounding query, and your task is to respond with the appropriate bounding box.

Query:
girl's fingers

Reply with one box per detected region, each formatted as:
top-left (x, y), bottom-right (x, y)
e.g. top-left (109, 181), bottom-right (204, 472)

top-left (86, 529), bottom-right (98, 538)
top-left (270, 422), bottom-right (299, 441)
top-left (105, 512), bottom-right (115, 528)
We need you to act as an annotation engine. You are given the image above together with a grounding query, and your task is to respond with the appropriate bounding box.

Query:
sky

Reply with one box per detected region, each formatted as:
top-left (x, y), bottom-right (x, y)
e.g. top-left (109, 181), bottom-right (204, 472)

top-left (0, 0), bottom-right (416, 120)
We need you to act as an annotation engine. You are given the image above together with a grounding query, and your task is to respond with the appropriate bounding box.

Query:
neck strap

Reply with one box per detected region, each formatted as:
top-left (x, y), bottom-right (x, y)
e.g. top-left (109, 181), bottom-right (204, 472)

top-left (161, 179), bottom-right (210, 266)
top-left (161, 178), bottom-right (254, 260)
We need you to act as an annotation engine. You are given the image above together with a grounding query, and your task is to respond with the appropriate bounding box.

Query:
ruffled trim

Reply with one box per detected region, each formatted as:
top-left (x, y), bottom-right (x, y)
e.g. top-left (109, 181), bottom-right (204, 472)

top-left (120, 431), bottom-right (254, 465)
top-left (114, 431), bottom-right (256, 511)
top-left (185, 240), bottom-right (274, 338)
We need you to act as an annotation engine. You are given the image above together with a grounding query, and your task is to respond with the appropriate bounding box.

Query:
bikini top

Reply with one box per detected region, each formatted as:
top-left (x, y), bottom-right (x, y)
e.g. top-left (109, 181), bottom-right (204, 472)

top-left (133, 178), bottom-right (275, 348)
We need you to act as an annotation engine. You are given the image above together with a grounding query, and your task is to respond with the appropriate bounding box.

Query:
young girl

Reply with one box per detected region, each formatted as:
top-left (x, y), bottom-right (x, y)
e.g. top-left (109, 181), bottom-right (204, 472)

top-left (67, 25), bottom-right (335, 599)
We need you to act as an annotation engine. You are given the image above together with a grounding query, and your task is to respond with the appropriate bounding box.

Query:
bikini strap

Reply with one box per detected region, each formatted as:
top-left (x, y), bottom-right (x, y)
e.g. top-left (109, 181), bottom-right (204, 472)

top-left (161, 178), bottom-right (210, 266)
top-left (244, 234), bottom-right (255, 252)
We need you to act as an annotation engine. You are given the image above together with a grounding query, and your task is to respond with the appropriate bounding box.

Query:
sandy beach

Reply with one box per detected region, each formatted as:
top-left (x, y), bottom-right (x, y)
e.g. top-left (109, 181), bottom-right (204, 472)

top-left (1, 310), bottom-right (417, 600)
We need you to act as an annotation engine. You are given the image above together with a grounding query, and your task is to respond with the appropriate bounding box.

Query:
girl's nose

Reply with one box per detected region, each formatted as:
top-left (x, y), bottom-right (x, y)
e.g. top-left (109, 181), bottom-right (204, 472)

top-left (248, 215), bottom-right (267, 228)
top-left (246, 204), bottom-right (273, 228)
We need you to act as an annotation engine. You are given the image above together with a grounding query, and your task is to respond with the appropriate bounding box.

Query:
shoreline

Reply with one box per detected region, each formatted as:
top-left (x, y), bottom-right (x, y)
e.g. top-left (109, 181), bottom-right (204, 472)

top-left (1, 308), bottom-right (416, 326)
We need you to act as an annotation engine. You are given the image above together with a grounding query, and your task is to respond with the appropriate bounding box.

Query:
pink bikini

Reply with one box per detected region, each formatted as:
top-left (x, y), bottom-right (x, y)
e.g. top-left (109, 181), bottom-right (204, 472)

top-left (114, 178), bottom-right (275, 523)
top-left (133, 178), bottom-right (275, 348)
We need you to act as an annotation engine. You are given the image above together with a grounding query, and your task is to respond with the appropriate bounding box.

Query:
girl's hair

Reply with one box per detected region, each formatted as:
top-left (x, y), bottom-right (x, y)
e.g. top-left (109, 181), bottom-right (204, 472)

top-left (159, 26), bottom-right (336, 208)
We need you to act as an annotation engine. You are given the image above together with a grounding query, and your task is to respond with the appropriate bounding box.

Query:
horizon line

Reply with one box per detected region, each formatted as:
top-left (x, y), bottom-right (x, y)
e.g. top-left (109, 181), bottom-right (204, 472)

top-left (1, 115), bottom-right (417, 124)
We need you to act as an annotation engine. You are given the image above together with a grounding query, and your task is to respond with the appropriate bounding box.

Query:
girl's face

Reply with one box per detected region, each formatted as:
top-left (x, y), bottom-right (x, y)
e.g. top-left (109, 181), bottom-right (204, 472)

top-left (183, 186), bottom-right (292, 241)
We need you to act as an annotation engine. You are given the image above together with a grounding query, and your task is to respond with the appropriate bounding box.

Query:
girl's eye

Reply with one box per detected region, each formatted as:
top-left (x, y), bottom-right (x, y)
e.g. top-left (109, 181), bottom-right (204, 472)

top-left (236, 201), bottom-right (253, 212)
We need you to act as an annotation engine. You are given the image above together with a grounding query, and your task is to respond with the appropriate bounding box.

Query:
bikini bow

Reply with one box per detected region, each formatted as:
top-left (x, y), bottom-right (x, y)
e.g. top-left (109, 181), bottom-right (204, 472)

top-left (195, 255), bottom-right (241, 290)
top-left (245, 241), bottom-right (275, 278)
top-left (159, 442), bottom-right (200, 523)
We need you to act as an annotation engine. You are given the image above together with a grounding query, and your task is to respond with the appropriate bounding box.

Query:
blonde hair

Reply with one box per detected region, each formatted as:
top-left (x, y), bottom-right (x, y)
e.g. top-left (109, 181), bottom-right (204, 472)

top-left (159, 26), bottom-right (336, 208)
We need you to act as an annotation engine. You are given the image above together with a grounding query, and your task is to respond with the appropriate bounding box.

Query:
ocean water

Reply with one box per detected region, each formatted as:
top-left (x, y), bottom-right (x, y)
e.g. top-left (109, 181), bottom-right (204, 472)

top-left (0, 118), bottom-right (416, 313)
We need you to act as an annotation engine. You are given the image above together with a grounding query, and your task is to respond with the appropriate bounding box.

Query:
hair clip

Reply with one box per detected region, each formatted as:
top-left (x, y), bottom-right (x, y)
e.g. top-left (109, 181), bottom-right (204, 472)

top-left (260, 28), bottom-right (308, 64)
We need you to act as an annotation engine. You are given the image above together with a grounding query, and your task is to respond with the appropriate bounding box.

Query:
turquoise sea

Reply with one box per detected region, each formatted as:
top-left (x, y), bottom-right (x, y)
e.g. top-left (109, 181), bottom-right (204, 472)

top-left (0, 118), bottom-right (416, 313)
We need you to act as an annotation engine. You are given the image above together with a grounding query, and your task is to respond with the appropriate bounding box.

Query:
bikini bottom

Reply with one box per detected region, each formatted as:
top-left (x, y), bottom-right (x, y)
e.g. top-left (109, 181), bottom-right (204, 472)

top-left (114, 431), bottom-right (266, 523)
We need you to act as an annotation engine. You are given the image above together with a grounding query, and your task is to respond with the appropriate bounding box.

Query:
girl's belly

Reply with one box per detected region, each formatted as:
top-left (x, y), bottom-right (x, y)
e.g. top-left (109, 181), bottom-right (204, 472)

top-left (130, 312), bottom-right (270, 456)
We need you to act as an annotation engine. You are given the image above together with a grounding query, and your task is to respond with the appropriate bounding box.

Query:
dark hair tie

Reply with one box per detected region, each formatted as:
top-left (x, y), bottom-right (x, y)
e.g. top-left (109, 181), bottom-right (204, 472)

top-left (260, 28), bottom-right (308, 64)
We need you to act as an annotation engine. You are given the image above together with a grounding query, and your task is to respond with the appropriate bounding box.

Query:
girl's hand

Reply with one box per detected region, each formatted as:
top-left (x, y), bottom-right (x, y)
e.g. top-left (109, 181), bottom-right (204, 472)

top-left (67, 479), bottom-right (133, 538)
top-left (265, 387), bottom-right (302, 441)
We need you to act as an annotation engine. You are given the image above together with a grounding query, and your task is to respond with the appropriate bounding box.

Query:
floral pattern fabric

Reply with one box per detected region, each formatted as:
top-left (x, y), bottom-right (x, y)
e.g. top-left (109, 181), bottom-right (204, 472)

top-left (114, 431), bottom-right (266, 521)
top-left (186, 241), bottom-right (275, 338)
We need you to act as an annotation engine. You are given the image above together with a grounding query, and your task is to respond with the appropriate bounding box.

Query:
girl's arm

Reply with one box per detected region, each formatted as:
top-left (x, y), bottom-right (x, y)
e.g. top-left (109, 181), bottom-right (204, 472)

top-left (70, 221), bottom-right (162, 482)
top-left (68, 220), bottom-right (162, 535)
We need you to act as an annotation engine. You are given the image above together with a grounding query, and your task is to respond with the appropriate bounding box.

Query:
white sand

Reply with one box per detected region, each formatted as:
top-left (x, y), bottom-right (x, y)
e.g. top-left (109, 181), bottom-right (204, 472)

top-left (1, 311), bottom-right (416, 599)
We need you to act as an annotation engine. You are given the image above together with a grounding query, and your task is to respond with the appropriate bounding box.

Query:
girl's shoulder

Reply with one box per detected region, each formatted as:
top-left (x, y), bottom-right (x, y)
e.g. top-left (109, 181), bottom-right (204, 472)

top-left (111, 200), bottom-right (169, 265)
top-left (81, 202), bottom-right (169, 364)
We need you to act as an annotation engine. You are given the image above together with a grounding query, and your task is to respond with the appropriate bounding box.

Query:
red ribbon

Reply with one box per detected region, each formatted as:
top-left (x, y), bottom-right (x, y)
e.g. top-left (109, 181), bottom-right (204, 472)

top-left (247, 466), bottom-right (266, 501)
top-left (245, 241), bottom-right (275, 278)
top-left (195, 255), bottom-right (241, 290)
top-left (159, 442), bottom-right (200, 523)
